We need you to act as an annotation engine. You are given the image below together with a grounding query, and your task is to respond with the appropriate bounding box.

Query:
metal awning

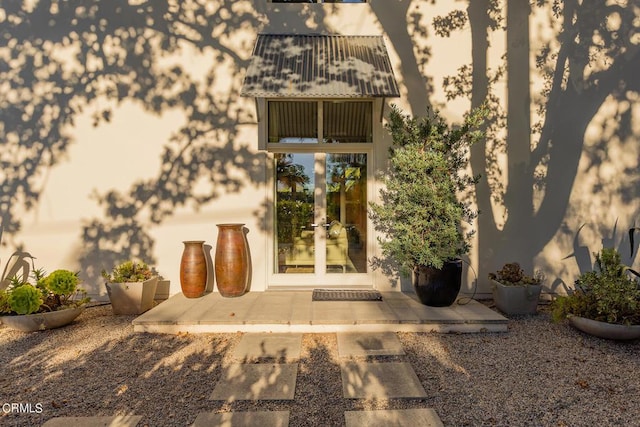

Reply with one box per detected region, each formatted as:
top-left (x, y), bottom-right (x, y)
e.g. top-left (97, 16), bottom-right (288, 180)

top-left (241, 34), bottom-right (400, 98)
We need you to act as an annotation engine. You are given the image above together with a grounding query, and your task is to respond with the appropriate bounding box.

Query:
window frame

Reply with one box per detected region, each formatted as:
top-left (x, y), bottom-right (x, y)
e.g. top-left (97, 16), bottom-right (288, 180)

top-left (265, 99), bottom-right (375, 152)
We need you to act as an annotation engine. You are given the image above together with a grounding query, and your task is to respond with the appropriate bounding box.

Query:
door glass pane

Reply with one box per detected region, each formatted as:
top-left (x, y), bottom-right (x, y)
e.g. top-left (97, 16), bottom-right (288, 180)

top-left (276, 153), bottom-right (315, 273)
top-left (269, 101), bottom-right (318, 143)
top-left (326, 153), bottom-right (367, 273)
top-left (323, 101), bottom-right (372, 143)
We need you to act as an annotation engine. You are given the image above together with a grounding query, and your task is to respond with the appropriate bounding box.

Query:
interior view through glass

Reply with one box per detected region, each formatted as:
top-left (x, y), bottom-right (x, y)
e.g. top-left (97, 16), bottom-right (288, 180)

top-left (275, 153), bottom-right (367, 274)
top-left (271, 100), bottom-right (370, 275)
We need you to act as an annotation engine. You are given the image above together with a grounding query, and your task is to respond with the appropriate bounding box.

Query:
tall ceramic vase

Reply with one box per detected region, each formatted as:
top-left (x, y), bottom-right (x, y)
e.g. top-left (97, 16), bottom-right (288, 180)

top-left (215, 224), bottom-right (249, 297)
top-left (180, 240), bottom-right (207, 298)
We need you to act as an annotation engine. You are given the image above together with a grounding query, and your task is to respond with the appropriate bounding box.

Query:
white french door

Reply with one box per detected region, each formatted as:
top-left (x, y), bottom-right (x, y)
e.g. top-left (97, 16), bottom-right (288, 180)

top-left (270, 150), bottom-right (373, 288)
top-left (265, 99), bottom-right (377, 288)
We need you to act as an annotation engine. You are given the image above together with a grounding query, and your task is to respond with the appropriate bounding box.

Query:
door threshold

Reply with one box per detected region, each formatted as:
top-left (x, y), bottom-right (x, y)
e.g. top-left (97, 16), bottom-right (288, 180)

top-left (267, 285), bottom-right (375, 291)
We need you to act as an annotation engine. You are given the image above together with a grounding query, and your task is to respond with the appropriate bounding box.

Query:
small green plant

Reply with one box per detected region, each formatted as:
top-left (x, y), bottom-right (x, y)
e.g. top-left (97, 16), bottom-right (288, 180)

top-left (7, 285), bottom-right (43, 315)
top-left (102, 260), bottom-right (155, 283)
top-left (44, 269), bottom-right (79, 295)
top-left (552, 248), bottom-right (640, 325)
top-left (489, 262), bottom-right (542, 286)
top-left (0, 267), bottom-right (88, 316)
top-left (0, 290), bottom-right (10, 313)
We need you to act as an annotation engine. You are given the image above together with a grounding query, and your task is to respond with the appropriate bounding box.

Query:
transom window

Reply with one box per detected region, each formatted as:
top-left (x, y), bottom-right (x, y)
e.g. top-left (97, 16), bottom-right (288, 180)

top-left (268, 101), bottom-right (373, 144)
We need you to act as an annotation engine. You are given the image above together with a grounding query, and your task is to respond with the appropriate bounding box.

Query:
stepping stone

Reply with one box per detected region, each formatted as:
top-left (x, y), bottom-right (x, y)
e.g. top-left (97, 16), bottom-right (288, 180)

top-left (42, 416), bottom-right (143, 427)
top-left (341, 362), bottom-right (427, 399)
top-left (344, 409), bottom-right (443, 427)
top-left (233, 333), bottom-right (302, 361)
top-left (210, 364), bottom-right (297, 401)
top-left (192, 410), bottom-right (290, 427)
top-left (337, 332), bottom-right (405, 357)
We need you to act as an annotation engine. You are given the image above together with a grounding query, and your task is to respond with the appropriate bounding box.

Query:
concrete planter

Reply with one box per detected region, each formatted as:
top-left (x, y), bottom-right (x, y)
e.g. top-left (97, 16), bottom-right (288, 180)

top-left (569, 316), bottom-right (640, 340)
top-left (491, 279), bottom-right (541, 315)
top-left (0, 306), bottom-right (84, 332)
top-left (106, 277), bottom-right (158, 315)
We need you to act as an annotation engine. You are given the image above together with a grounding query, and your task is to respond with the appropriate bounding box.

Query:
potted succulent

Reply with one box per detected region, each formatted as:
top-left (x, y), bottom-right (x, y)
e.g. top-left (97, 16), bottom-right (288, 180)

top-left (551, 247), bottom-right (640, 340)
top-left (0, 267), bottom-right (89, 332)
top-left (489, 262), bottom-right (543, 315)
top-left (369, 104), bottom-right (487, 306)
top-left (102, 260), bottom-right (158, 315)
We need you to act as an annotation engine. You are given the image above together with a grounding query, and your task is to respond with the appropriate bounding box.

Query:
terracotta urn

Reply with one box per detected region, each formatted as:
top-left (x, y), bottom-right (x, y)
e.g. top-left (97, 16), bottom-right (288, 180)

top-left (180, 240), bottom-right (207, 298)
top-left (214, 224), bottom-right (249, 297)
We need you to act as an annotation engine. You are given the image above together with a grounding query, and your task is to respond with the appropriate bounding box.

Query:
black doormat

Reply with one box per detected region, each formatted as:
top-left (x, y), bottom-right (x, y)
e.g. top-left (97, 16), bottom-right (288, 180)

top-left (312, 289), bottom-right (383, 302)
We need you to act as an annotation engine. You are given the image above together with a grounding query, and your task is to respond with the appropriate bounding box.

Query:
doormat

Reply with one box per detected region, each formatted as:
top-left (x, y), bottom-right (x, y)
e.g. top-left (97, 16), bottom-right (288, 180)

top-left (312, 289), bottom-right (383, 302)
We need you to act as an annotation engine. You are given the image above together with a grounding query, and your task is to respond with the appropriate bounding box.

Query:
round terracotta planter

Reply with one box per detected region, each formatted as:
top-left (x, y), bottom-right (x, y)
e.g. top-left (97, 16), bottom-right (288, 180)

top-left (412, 259), bottom-right (462, 307)
top-left (214, 224), bottom-right (249, 297)
top-left (180, 240), bottom-right (207, 298)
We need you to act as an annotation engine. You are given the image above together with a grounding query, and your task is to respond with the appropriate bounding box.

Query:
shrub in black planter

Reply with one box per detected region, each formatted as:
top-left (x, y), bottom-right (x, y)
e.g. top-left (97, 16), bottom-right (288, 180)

top-left (369, 104), bottom-right (487, 306)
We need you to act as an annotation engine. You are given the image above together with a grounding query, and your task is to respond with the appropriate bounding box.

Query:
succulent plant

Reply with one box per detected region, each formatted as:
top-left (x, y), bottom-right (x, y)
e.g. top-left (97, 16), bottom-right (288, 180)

top-left (552, 247), bottom-right (640, 325)
top-left (102, 260), bottom-right (155, 283)
top-left (44, 269), bottom-right (80, 296)
top-left (7, 285), bottom-right (43, 315)
top-left (489, 262), bottom-right (542, 286)
top-left (0, 258), bottom-right (88, 316)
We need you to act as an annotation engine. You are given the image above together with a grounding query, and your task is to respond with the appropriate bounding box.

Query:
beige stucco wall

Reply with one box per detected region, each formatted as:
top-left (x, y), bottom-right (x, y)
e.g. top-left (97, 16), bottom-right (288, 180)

top-left (2, 1), bottom-right (638, 300)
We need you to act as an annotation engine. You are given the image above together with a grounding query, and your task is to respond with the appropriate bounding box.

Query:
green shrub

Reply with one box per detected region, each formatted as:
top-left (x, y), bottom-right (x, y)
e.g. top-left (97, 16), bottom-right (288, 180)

top-left (552, 248), bottom-right (640, 325)
top-left (369, 104), bottom-right (487, 275)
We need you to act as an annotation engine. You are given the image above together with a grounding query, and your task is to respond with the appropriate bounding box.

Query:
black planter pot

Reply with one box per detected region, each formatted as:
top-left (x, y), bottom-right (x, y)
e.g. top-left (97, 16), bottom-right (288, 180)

top-left (412, 259), bottom-right (462, 307)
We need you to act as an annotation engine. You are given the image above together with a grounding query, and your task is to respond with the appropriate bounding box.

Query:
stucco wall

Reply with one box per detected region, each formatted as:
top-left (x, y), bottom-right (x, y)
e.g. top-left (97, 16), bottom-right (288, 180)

top-left (1, 1), bottom-right (638, 300)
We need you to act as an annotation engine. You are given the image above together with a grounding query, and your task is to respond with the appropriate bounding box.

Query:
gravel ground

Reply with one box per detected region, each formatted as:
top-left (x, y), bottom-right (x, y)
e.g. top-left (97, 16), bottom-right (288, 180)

top-left (1, 302), bottom-right (639, 427)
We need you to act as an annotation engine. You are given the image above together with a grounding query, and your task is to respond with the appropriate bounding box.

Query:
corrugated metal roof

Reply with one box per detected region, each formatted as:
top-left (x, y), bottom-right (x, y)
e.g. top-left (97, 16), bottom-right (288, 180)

top-left (241, 34), bottom-right (400, 98)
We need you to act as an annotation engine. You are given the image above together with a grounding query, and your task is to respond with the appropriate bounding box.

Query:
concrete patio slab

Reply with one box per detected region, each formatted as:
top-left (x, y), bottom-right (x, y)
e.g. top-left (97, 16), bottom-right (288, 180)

top-left (133, 291), bottom-right (508, 334)
top-left (341, 362), bottom-right (427, 399)
top-left (451, 299), bottom-right (510, 322)
top-left (244, 293), bottom-right (296, 324)
top-left (344, 409), bottom-right (444, 427)
top-left (192, 410), bottom-right (290, 427)
top-left (233, 333), bottom-right (302, 361)
top-left (180, 293), bottom-right (261, 324)
top-left (312, 301), bottom-right (397, 324)
top-left (210, 363), bottom-right (298, 401)
top-left (337, 332), bottom-right (405, 357)
top-left (42, 415), bottom-right (143, 427)
top-left (289, 292), bottom-right (313, 325)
